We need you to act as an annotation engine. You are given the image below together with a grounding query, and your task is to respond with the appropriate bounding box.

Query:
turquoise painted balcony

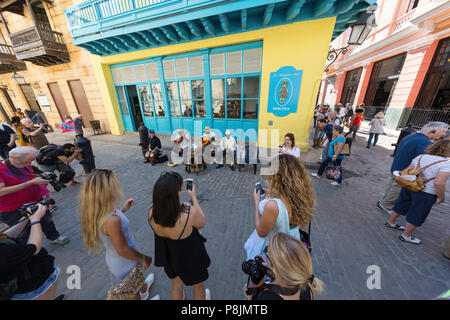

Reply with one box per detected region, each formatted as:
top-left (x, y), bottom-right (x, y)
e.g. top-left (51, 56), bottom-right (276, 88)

top-left (64, 0), bottom-right (377, 56)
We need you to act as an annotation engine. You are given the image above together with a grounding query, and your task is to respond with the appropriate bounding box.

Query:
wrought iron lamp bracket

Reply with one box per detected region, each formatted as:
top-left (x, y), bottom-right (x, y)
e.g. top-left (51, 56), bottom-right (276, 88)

top-left (325, 45), bottom-right (350, 72)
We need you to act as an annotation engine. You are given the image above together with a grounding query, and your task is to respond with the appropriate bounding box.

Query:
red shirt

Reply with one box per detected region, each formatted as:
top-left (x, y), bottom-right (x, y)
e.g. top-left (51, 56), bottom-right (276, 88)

top-left (352, 114), bottom-right (363, 126)
top-left (0, 161), bottom-right (49, 212)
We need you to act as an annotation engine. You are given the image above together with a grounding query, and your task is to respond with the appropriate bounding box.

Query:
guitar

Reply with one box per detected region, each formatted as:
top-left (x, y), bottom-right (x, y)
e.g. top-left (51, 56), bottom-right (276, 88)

top-left (202, 136), bottom-right (215, 147)
top-left (174, 136), bottom-right (183, 145)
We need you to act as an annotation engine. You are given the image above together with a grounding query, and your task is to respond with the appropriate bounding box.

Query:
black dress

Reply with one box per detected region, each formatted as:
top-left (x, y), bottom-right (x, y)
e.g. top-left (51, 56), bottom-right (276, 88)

top-left (149, 205), bottom-right (210, 286)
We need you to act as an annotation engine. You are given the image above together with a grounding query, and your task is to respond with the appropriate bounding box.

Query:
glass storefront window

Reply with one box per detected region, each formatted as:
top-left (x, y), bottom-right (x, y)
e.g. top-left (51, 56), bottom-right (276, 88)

top-left (151, 83), bottom-right (163, 100)
top-left (154, 100), bottom-right (165, 116)
top-left (179, 81), bottom-right (192, 100)
top-left (195, 100), bottom-right (206, 117)
top-left (244, 77), bottom-right (259, 98)
top-left (243, 100), bottom-right (258, 119)
top-left (166, 82), bottom-right (179, 100)
top-left (139, 86), bottom-right (153, 116)
top-left (170, 100), bottom-right (180, 117)
top-left (181, 100), bottom-right (193, 117)
top-left (192, 80), bottom-right (205, 100)
top-left (227, 78), bottom-right (241, 99)
top-left (227, 100), bottom-right (241, 119)
top-left (213, 100), bottom-right (225, 118)
top-left (117, 86), bottom-right (129, 115)
top-left (212, 79), bottom-right (225, 99)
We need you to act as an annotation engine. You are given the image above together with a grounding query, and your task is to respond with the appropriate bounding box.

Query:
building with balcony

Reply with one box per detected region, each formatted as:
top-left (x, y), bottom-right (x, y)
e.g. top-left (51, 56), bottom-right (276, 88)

top-left (317, 0), bottom-right (450, 129)
top-left (0, 0), bottom-right (110, 133)
top-left (64, 0), bottom-right (377, 149)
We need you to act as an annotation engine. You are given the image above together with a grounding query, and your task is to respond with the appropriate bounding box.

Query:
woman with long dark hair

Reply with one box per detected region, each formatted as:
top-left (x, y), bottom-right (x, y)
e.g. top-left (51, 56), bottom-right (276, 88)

top-left (148, 172), bottom-right (211, 300)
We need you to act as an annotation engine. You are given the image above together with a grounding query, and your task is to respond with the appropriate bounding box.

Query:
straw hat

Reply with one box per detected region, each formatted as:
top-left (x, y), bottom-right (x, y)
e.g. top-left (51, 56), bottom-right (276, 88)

top-left (167, 161), bottom-right (177, 167)
top-left (375, 112), bottom-right (385, 119)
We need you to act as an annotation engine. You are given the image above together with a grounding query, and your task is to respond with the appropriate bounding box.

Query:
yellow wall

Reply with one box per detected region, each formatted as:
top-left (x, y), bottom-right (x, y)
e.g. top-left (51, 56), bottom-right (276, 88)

top-left (92, 17), bottom-right (335, 150)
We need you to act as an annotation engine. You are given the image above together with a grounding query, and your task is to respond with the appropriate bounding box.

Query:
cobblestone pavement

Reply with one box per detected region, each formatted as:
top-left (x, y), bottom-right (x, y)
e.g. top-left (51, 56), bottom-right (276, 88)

top-left (39, 126), bottom-right (449, 300)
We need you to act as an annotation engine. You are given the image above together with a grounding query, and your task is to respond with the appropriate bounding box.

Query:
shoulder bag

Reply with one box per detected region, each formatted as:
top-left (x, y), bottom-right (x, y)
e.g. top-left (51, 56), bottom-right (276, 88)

top-left (395, 156), bottom-right (447, 192)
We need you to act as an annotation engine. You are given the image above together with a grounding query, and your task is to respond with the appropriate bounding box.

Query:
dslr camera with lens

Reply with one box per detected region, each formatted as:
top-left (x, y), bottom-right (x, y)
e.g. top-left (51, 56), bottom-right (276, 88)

top-left (36, 173), bottom-right (66, 192)
top-left (18, 199), bottom-right (56, 217)
top-left (242, 256), bottom-right (267, 285)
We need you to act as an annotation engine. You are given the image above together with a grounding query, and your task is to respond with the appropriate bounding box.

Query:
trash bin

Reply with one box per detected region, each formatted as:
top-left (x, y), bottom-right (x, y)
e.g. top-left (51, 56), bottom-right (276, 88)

top-left (74, 134), bottom-right (96, 174)
top-left (391, 125), bottom-right (415, 157)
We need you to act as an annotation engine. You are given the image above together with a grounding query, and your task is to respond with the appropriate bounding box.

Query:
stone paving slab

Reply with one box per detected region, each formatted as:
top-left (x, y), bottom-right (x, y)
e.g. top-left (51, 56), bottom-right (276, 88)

top-left (36, 125), bottom-right (449, 300)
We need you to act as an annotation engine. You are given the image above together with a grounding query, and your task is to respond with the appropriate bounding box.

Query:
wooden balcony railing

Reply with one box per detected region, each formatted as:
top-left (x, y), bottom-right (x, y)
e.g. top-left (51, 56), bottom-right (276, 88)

top-left (0, 43), bottom-right (27, 74)
top-left (9, 26), bottom-right (69, 66)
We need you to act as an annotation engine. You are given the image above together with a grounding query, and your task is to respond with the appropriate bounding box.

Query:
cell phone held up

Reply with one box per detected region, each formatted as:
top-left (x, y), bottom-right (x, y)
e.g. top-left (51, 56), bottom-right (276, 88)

top-left (255, 182), bottom-right (265, 198)
top-left (186, 178), bottom-right (193, 191)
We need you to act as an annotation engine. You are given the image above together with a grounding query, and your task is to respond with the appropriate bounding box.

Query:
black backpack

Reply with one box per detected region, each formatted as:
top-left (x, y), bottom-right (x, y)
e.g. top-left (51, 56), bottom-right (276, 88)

top-left (36, 144), bottom-right (59, 166)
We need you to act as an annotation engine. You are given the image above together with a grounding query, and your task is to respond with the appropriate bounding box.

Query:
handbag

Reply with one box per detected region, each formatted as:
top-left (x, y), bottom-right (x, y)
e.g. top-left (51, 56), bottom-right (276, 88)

top-left (102, 222), bottom-right (145, 300)
top-left (106, 263), bottom-right (145, 300)
top-left (325, 162), bottom-right (342, 181)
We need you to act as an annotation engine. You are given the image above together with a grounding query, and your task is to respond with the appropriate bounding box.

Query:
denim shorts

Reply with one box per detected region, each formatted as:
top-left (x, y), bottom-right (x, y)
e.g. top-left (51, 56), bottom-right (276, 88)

top-left (393, 188), bottom-right (437, 227)
top-left (11, 265), bottom-right (60, 300)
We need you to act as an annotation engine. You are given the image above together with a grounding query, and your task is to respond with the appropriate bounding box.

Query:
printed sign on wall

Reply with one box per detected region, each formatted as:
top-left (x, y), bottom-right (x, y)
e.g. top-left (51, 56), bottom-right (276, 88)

top-left (37, 94), bottom-right (51, 111)
top-left (267, 66), bottom-right (302, 117)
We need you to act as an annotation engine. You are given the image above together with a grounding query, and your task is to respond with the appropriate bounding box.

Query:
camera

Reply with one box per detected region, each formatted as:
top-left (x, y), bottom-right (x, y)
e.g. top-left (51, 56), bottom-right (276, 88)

top-left (242, 256), bottom-right (267, 285)
top-left (19, 199), bottom-right (56, 216)
top-left (36, 173), bottom-right (66, 192)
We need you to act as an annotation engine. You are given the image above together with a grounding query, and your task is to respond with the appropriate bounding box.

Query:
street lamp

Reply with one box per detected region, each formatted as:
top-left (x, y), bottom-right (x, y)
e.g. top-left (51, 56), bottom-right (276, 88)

top-left (325, 5), bottom-right (378, 72)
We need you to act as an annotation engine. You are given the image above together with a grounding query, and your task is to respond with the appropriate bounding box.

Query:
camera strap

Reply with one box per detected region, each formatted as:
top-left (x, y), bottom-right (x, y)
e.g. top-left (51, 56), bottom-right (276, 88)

top-left (263, 283), bottom-right (300, 296)
top-left (3, 159), bottom-right (32, 177)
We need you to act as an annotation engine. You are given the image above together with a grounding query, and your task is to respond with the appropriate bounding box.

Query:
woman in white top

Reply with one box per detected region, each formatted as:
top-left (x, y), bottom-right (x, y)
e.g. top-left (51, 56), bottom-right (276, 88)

top-left (367, 112), bottom-right (386, 148)
top-left (280, 133), bottom-right (300, 159)
top-left (245, 154), bottom-right (315, 259)
top-left (386, 140), bottom-right (450, 245)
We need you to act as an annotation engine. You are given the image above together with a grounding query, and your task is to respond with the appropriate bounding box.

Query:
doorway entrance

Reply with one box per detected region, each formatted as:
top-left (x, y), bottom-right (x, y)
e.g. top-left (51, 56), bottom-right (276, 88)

top-left (125, 85), bottom-right (143, 130)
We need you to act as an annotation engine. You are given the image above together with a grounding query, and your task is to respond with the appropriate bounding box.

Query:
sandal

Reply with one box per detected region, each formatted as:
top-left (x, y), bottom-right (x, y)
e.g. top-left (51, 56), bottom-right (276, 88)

top-left (385, 222), bottom-right (405, 230)
top-left (399, 234), bottom-right (421, 245)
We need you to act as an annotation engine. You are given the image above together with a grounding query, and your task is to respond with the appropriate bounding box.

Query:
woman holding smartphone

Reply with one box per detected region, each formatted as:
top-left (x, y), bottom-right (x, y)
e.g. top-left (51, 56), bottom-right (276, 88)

top-left (148, 172), bottom-right (211, 300)
top-left (245, 154), bottom-right (315, 259)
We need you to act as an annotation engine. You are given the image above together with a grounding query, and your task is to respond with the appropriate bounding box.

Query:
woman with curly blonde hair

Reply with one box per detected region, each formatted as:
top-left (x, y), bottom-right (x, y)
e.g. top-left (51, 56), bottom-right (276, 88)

top-left (245, 154), bottom-right (316, 259)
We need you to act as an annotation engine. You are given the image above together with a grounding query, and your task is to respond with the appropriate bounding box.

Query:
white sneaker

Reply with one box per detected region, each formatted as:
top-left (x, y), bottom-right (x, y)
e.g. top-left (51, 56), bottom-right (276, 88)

top-left (399, 234), bottom-right (421, 245)
top-left (140, 273), bottom-right (155, 300)
top-left (331, 181), bottom-right (341, 186)
top-left (311, 173), bottom-right (320, 178)
top-left (52, 236), bottom-right (70, 245)
top-left (150, 294), bottom-right (160, 300)
top-left (205, 288), bottom-right (211, 300)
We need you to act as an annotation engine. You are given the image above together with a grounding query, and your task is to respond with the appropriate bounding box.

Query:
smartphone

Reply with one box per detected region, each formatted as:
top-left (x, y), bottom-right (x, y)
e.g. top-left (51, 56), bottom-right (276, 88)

top-left (186, 179), bottom-right (193, 191)
top-left (255, 182), bottom-right (265, 197)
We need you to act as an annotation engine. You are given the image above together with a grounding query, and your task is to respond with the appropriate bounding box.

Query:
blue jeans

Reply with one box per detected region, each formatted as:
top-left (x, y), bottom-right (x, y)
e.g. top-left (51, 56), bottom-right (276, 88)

top-left (317, 156), bottom-right (343, 184)
top-left (11, 266), bottom-right (60, 300)
top-left (0, 209), bottom-right (60, 242)
top-left (367, 133), bottom-right (379, 147)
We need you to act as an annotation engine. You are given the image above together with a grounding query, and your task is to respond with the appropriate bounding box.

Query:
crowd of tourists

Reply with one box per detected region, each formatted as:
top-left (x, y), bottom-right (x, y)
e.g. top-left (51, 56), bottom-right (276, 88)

top-left (0, 103), bottom-right (448, 301)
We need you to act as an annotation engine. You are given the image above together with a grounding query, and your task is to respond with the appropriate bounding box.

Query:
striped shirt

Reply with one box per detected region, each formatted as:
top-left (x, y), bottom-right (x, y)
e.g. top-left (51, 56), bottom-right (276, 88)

top-left (411, 155), bottom-right (450, 195)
